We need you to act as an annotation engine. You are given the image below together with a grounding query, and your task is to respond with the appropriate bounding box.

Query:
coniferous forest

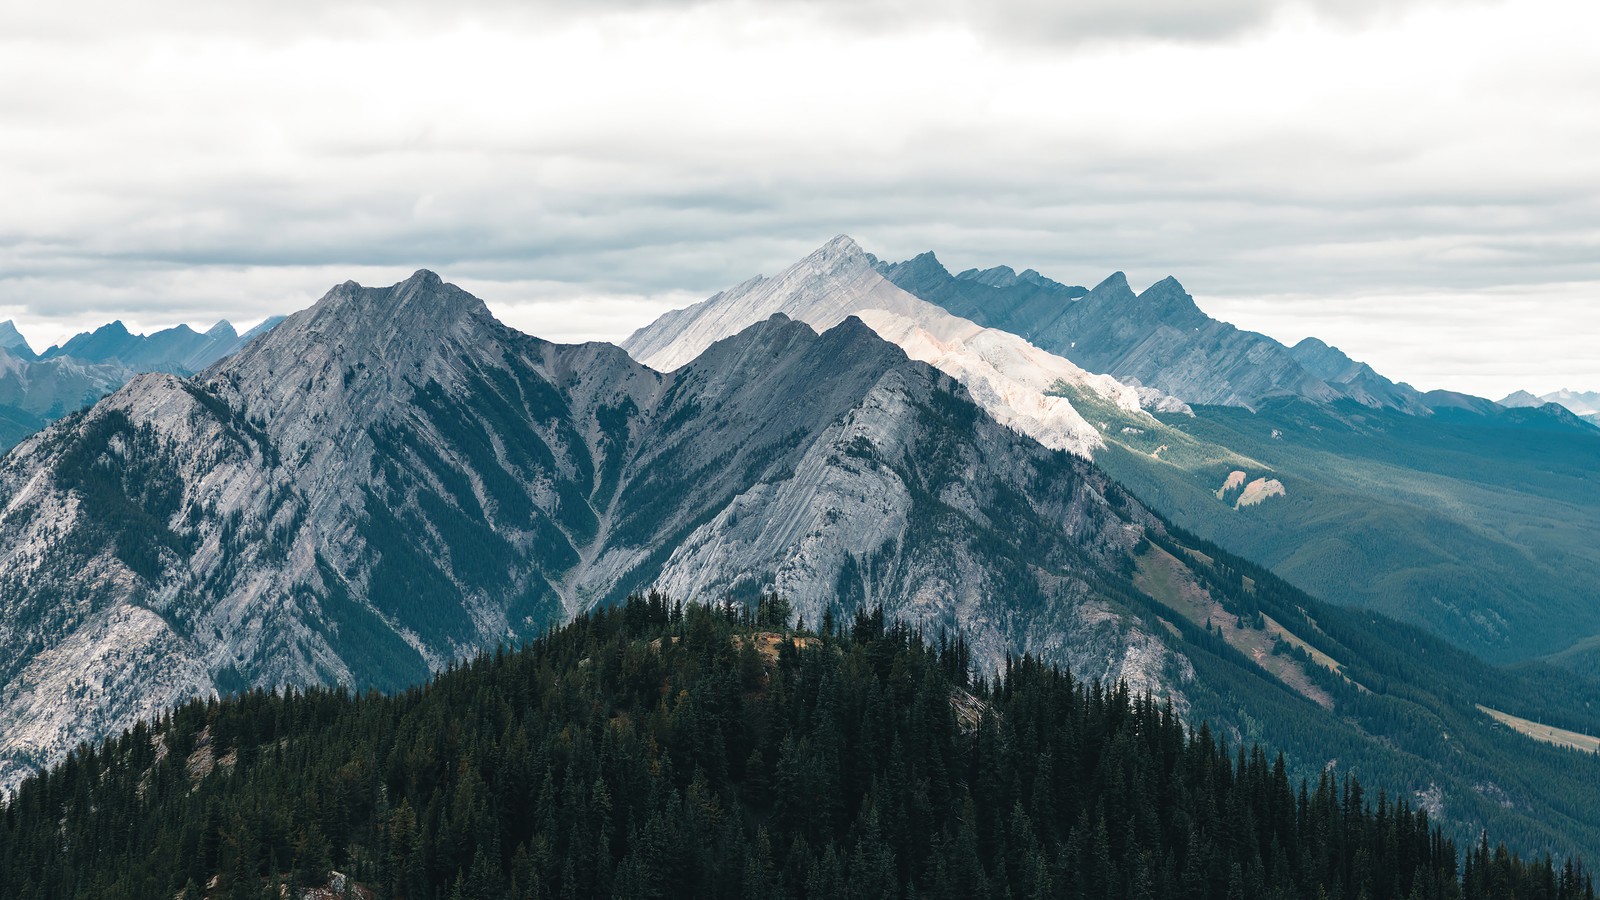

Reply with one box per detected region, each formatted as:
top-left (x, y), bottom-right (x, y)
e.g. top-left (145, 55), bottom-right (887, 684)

top-left (1, 595), bottom-right (1591, 900)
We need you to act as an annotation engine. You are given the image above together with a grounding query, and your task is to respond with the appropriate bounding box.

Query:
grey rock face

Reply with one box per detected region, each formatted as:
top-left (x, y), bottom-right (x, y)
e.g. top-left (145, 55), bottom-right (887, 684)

top-left (624, 236), bottom-right (1186, 459)
top-left (0, 271), bottom-right (1189, 792)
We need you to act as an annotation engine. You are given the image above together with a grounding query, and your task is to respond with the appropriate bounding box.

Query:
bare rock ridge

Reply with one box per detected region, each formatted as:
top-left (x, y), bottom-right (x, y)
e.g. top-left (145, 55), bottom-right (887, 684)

top-left (0, 267), bottom-right (1188, 792)
top-left (875, 251), bottom-right (1430, 413)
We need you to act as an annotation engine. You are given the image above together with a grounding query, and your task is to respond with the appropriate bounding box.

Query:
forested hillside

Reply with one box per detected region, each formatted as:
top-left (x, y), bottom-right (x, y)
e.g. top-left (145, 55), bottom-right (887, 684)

top-left (1, 597), bottom-right (1589, 900)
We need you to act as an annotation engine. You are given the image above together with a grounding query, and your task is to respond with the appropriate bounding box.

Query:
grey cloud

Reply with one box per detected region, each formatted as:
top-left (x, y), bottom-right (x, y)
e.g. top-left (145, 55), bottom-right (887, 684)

top-left (1, 0), bottom-right (1595, 397)
top-left (4, 0), bottom-right (1478, 47)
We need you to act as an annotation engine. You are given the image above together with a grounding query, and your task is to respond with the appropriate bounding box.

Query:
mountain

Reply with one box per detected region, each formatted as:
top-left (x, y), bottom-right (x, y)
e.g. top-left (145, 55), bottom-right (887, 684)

top-left (625, 235), bottom-right (1188, 460)
top-left (41, 316), bottom-right (284, 374)
top-left (874, 250), bottom-right (1600, 663)
top-left (0, 345), bottom-right (131, 449)
top-left (0, 269), bottom-right (1183, 793)
top-left (1287, 336), bottom-right (1427, 410)
top-left (7, 268), bottom-right (1600, 858)
top-left (1501, 388), bottom-right (1600, 419)
top-left (870, 252), bottom-right (1090, 339)
top-left (0, 317), bottom-right (285, 453)
top-left (0, 322), bottom-right (33, 360)
top-left (4, 601), bottom-right (1593, 900)
top-left (875, 251), bottom-right (1428, 413)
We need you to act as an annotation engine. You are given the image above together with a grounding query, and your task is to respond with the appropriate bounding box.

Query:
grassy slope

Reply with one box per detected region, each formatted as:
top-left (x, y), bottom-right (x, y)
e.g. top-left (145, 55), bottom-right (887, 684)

top-left (1115, 522), bottom-right (1600, 862)
top-left (1056, 383), bottom-right (1600, 663)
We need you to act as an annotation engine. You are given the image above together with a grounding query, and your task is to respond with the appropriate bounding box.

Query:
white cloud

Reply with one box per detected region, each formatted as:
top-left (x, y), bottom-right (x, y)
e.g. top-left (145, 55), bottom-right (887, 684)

top-left (0, 0), bottom-right (1596, 395)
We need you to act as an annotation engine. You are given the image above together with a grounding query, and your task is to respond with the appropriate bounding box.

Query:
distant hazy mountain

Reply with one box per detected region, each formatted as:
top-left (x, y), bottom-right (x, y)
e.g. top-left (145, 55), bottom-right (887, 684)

top-left (0, 317), bottom-right (283, 452)
top-left (41, 316), bottom-right (284, 374)
top-left (875, 251), bottom-right (1429, 413)
top-left (1500, 388), bottom-right (1600, 419)
top-left (0, 346), bottom-right (130, 449)
top-left (0, 322), bottom-right (34, 360)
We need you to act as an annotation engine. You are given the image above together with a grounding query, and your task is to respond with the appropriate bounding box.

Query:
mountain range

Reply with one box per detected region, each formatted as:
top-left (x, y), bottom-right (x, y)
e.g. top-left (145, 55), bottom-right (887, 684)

top-left (869, 250), bottom-right (1600, 664)
top-left (4, 241), bottom-right (1600, 858)
top-left (39, 317), bottom-right (284, 373)
top-left (0, 317), bottom-right (283, 453)
top-left (871, 252), bottom-right (1428, 413)
top-left (1501, 388), bottom-right (1600, 425)
top-left (0, 270), bottom-right (1186, 796)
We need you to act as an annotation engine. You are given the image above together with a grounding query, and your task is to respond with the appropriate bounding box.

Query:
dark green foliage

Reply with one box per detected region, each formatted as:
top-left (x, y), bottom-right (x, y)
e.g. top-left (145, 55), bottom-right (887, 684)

top-left (357, 486), bottom-right (475, 642)
top-left (1123, 521), bottom-right (1600, 865)
top-left (2, 599), bottom-right (1588, 900)
top-left (52, 410), bottom-right (192, 579)
top-left (309, 555), bottom-right (430, 692)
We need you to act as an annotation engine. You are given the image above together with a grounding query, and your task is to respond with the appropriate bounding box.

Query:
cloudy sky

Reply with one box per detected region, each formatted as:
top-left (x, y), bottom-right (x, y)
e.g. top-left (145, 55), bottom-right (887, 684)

top-left (2, 0), bottom-right (1596, 397)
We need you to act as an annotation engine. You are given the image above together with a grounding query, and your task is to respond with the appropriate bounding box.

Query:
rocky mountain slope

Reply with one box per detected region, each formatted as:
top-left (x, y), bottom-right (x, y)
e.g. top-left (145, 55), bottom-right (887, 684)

top-left (875, 250), bottom-right (1427, 412)
top-left (0, 270), bottom-right (1185, 792)
top-left (8, 269), bottom-right (1600, 859)
top-left (625, 236), bottom-right (1189, 459)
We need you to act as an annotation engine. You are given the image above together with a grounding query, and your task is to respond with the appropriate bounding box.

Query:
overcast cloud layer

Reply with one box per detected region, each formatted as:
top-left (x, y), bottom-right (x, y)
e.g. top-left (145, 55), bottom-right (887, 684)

top-left (2, 0), bottom-right (1596, 397)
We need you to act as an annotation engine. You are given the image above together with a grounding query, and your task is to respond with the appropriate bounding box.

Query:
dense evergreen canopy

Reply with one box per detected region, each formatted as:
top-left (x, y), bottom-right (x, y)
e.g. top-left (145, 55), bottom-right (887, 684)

top-left (0, 595), bottom-right (1590, 900)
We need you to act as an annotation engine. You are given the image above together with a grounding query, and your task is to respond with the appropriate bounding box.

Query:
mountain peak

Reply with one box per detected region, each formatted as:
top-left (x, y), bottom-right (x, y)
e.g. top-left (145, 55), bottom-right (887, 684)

top-left (1134, 277), bottom-right (1206, 325)
top-left (819, 234), bottom-right (863, 253)
top-left (222, 271), bottom-right (496, 386)
top-left (870, 252), bottom-right (954, 295)
top-left (1498, 390), bottom-right (1543, 408)
top-left (206, 320), bottom-right (238, 339)
top-left (403, 268), bottom-right (444, 289)
top-left (800, 235), bottom-right (871, 272)
top-left (956, 265), bottom-right (1021, 288)
top-left (0, 320), bottom-right (32, 358)
top-left (314, 270), bottom-right (485, 326)
top-left (1088, 271), bottom-right (1134, 299)
top-left (905, 250), bottom-right (948, 273)
top-left (1143, 275), bottom-right (1187, 293)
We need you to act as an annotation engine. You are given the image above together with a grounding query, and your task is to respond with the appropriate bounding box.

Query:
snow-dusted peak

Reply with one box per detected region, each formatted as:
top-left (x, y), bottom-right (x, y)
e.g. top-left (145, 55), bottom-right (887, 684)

top-left (623, 237), bottom-right (1179, 458)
